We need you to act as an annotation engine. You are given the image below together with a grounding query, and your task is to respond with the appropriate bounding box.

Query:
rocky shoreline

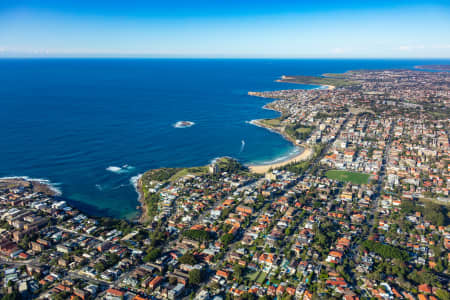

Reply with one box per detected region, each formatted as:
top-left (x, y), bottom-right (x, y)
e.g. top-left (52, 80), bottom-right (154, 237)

top-left (135, 175), bottom-right (150, 224)
top-left (0, 177), bottom-right (60, 197)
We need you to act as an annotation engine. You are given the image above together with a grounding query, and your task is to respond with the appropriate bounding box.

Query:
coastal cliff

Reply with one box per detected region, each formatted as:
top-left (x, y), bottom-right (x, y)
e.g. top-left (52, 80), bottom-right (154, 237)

top-left (135, 176), bottom-right (148, 223)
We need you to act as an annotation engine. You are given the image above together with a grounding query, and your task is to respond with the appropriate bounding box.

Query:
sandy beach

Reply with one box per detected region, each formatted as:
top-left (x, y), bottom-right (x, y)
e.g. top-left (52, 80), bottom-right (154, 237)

top-left (248, 116), bottom-right (314, 174)
top-left (249, 147), bottom-right (313, 174)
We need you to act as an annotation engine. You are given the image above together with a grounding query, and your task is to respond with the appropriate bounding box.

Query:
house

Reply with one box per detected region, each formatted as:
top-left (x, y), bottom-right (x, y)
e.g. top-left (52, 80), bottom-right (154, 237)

top-left (216, 270), bottom-right (229, 279)
top-left (326, 251), bottom-right (343, 264)
top-left (303, 290), bottom-right (313, 300)
top-left (418, 284), bottom-right (432, 294)
top-left (31, 241), bottom-right (45, 252)
top-left (258, 253), bottom-right (276, 268)
top-left (105, 288), bottom-right (125, 300)
top-left (236, 205), bottom-right (253, 215)
top-left (149, 276), bottom-right (163, 290)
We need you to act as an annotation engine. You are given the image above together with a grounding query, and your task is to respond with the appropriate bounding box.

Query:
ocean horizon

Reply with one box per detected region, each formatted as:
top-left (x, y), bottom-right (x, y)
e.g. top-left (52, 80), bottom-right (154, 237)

top-left (1, 58), bottom-right (448, 219)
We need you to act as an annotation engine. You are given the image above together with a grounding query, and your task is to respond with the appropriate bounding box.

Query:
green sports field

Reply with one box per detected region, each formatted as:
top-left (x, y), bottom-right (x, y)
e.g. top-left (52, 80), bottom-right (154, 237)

top-left (325, 170), bottom-right (370, 184)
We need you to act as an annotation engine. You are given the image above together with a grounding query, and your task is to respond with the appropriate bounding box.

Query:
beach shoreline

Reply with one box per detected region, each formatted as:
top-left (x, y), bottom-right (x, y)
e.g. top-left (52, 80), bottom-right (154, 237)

top-left (322, 84), bottom-right (336, 90)
top-left (244, 83), bottom-right (333, 173)
top-left (248, 147), bottom-right (313, 173)
top-left (246, 118), bottom-right (313, 173)
top-left (246, 86), bottom-right (315, 174)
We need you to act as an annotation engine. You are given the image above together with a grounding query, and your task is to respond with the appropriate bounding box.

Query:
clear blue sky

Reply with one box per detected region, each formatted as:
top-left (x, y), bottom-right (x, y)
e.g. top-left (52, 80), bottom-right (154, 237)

top-left (0, 0), bottom-right (449, 58)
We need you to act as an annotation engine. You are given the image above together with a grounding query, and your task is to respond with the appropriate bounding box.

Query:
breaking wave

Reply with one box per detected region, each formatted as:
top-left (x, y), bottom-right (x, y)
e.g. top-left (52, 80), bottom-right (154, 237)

top-left (106, 164), bottom-right (135, 174)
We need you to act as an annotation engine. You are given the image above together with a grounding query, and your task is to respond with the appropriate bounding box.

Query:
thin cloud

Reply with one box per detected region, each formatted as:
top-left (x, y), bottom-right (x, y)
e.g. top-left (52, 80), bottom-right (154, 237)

top-left (398, 45), bottom-right (425, 51)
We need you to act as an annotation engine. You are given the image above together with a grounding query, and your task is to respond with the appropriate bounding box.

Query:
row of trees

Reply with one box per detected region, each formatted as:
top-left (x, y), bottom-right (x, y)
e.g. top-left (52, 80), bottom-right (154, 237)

top-left (182, 229), bottom-right (212, 242)
top-left (361, 240), bottom-right (409, 261)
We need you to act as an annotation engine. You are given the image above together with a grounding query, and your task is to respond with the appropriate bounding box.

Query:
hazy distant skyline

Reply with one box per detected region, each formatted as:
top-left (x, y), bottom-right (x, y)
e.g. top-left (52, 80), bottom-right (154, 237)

top-left (1, 0), bottom-right (449, 58)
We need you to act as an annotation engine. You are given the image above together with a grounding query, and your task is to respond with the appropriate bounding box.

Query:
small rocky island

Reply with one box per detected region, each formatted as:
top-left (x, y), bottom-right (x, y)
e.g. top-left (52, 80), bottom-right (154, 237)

top-left (173, 120), bottom-right (195, 128)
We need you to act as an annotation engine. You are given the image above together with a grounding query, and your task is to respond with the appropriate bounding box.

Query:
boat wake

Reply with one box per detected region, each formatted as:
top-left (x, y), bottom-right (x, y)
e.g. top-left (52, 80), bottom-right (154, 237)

top-left (240, 140), bottom-right (245, 153)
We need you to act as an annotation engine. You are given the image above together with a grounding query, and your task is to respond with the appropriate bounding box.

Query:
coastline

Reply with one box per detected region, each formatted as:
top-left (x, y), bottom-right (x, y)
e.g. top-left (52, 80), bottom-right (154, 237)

top-left (246, 81), bottom-right (320, 174)
top-left (132, 174), bottom-right (150, 224)
top-left (246, 118), bottom-right (313, 173)
top-left (322, 84), bottom-right (336, 90)
top-left (118, 82), bottom-right (327, 221)
top-left (248, 147), bottom-right (313, 173)
top-left (244, 82), bottom-right (334, 173)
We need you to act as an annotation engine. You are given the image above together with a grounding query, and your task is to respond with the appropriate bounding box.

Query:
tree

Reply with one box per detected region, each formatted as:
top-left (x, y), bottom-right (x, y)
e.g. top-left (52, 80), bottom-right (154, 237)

top-left (149, 229), bottom-right (167, 247)
top-left (435, 289), bottom-right (450, 300)
top-left (220, 233), bottom-right (234, 247)
top-left (361, 240), bottom-right (408, 261)
top-left (179, 253), bottom-right (197, 265)
top-left (182, 229), bottom-right (211, 242)
top-left (233, 265), bottom-right (244, 280)
top-left (1, 291), bottom-right (21, 300)
top-left (189, 269), bottom-right (204, 285)
top-left (407, 270), bottom-right (438, 285)
top-left (143, 248), bottom-right (162, 263)
top-left (94, 262), bottom-right (106, 273)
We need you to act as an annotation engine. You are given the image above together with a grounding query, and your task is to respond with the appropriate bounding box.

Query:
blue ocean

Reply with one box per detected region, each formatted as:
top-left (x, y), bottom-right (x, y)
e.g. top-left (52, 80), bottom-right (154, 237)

top-left (0, 59), bottom-right (447, 218)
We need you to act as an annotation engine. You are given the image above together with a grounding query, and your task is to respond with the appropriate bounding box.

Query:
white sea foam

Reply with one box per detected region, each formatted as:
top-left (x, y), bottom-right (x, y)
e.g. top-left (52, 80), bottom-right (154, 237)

top-left (210, 157), bottom-right (220, 164)
top-left (130, 174), bottom-right (143, 193)
top-left (248, 119), bottom-right (279, 134)
top-left (0, 176), bottom-right (62, 196)
top-left (106, 165), bottom-right (135, 174)
top-left (106, 166), bottom-right (122, 173)
top-left (210, 156), bottom-right (234, 165)
top-left (130, 174), bottom-right (142, 186)
top-left (111, 184), bottom-right (128, 190)
top-left (173, 121), bottom-right (195, 128)
top-left (246, 120), bottom-right (261, 127)
top-left (250, 147), bottom-right (303, 166)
